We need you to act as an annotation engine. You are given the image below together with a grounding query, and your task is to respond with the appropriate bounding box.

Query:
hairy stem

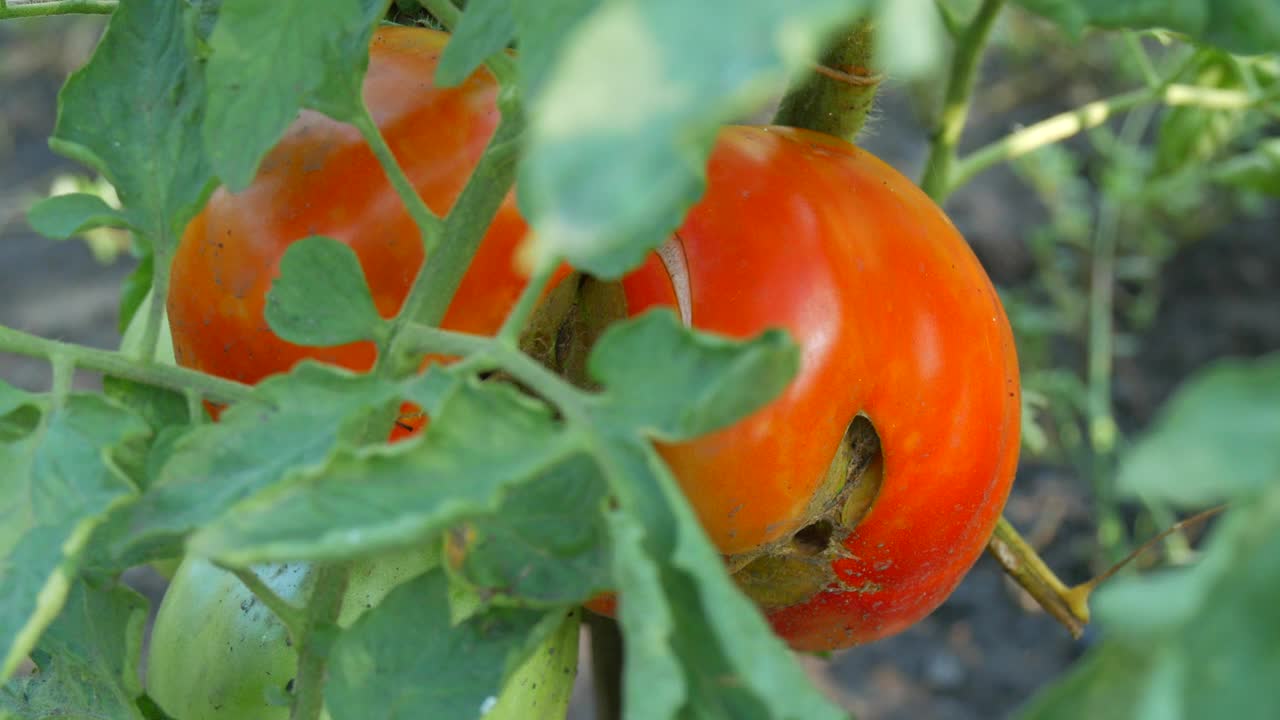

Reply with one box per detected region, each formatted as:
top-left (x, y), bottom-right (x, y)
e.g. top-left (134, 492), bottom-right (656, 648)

top-left (919, 0), bottom-right (1004, 200)
top-left (772, 17), bottom-right (880, 142)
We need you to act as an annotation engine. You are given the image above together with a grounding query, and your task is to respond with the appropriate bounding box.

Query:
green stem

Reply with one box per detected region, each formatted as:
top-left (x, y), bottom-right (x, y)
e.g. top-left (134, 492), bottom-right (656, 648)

top-left (416, 0), bottom-right (518, 85)
top-left (986, 516), bottom-right (1089, 638)
top-left (49, 353), bottom-right (74, 405)
top-left (919, 0), bottom-right (1004, 201)
top-left (0, 0), bottom-right (115, 18)
top-left (353, 109), bottom-right (444, 254)
top-left (772, 17), bottom-right (880, 142)
top-left (393, 111), bottom-right (524, 339)
top-left (0, 324), bottom-right (256, 404)
top-left (417, 0), bottom-right (459, 28)
top-left (933, 0), bottom-right (962, 39)
top-left (223, 565), bottom-right (307, 642)
top-left (140, 249), bottom-right (171, 364)
top-left (397, 324), bottom-right (587, 418)
top-left (290, 563), bottom-right (350, 720)
top-left (497, 257), bottom-right (556, 345)
top-left (950, 82), bottom-right (1278, 191)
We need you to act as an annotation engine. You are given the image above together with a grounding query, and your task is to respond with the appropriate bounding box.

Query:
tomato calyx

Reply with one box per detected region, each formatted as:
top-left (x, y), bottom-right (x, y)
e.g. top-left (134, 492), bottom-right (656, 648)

top-left (728, 415), bottom-right (883, 609)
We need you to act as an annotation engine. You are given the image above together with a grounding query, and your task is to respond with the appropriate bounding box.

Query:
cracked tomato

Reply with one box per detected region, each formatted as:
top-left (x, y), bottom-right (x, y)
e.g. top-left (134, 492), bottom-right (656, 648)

top-left (606, 125), bottom-right (1022, 651)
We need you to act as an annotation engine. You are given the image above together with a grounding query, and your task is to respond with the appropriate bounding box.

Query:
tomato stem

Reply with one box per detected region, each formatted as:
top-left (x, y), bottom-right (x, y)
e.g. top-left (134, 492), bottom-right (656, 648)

top-left (772, 17), bottom-right (881, 142)
top-left (0, 324), bottom-right (257, 404)
top-left (497, 256), bottom-right (558, 345)
top-left (918, 0), bottom-right (1005, 201)
top-left (353, 109), bottom-right (445, 253)
top-left (986, 516), bottom-right (1089, 639)
top-left (222, 563), bottom-right (307, 642)
top-left (0, 0), bottom-right (116, 18)
top-left (388, 110), bottom-right (524, 354)
top-left (291, 563), bottom-right (351, 720)
top-left (945, 55), bottom-right (1280, 191)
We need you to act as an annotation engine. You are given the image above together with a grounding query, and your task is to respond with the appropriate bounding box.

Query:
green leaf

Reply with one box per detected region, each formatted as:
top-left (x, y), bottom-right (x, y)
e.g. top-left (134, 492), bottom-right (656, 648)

top-left (1118, 354), bottom-right (1280, 506)
top-left (1016, 642), bottom-right (1149, 720)
top-left (1155, 51), bottom-right (1249, 174)
top-left (265, 236), bottom-right (385, 347)
top-left (435, 0), bottom-right (516, 87)
top-left (203, 0), bottom-right (387, 190)
top-left (49, 0), bottom-right (216, 257)
top-left (446, 454), bottom-right (610, 607)
top-left (117, 251), bottom-right (154, 335)
top-left (512, 0), bottom-right (602, 100)
top-left (189, 373), bottom-right (585, 566)
top-left (325, 569), bottom-right (547, 720)
top-left (1, 395), bottom-right (149, 683)
top-left (589, 310), bottom-right (799, 441)
top-left (1020, 486), bottom-right (1280, 720)
top-left (0, 581), bottom-right (149, 720)
top-left (485, 608), bottom-right (581, 720)
top-left (1212, 138), bottom-right (1280, 196)
top-left (597, 439), bottom-right (844, 720)
top-left (26, 193), bottom-right (132, 240)
top-left (117, 289), bottom-right (174, 365)
top-left (1012, 0), bottom-right (1280, 56)
top-left (108, 363), bottom-right (403, 566)
top-left (519, 0), bottom-right (866, 277)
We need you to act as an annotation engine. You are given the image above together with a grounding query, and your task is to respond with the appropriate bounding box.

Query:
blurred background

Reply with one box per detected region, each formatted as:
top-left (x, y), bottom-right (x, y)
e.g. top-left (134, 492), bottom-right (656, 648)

top-left (2, 8), bottom-right (1277, 719)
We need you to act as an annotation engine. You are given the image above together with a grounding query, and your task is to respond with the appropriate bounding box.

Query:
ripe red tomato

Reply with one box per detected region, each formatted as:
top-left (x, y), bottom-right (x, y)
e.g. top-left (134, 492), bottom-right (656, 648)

top-left (610, 125), bottom-right (1021, 651)
top-left (167, 26), bottom-right (537, 437)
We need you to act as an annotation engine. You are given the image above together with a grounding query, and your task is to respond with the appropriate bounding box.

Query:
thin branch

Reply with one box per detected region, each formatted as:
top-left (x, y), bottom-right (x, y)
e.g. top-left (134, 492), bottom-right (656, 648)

top-left (0, 324), bottom-right (257, 404)
top-left (919, 0), bottom-right (1005, 200)
top-left (0, 0), bottom-right (115, 19)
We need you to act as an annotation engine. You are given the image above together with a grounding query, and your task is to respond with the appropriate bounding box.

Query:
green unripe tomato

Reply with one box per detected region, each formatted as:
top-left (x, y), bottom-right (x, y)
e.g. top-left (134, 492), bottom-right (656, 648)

top-left (147, 549), bottom-right (434, 719)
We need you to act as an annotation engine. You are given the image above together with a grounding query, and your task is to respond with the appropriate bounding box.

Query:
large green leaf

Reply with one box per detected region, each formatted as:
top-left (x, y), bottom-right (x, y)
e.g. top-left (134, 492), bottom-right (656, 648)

top-left (574, 313), bottom-right (839, 720)
top-left (519, 0), bottom-right (868, 277)
top-left (325, 570), bottom-right (548, 720)
top-left (203, 0), bottom-right (387, 190)
top-left (109, 363), bottom-right (403, 565)
top-left (1021, 485), bottom-right (1280, 719)
top-left (1118, 354), bottom-right (1280, 506)
top-left (49, 0), bottom-right (216, 256)
top-left (0, 582), bottom-right (149, 720)
top-left (1, 395), bottom-right (148, 683)
top-left (189, 372), bottom-right (586, 565)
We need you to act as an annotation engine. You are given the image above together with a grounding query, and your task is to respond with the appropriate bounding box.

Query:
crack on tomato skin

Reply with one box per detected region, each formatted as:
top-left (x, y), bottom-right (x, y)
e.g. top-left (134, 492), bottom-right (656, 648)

top-left (727, 416), bottom-right (884, 610)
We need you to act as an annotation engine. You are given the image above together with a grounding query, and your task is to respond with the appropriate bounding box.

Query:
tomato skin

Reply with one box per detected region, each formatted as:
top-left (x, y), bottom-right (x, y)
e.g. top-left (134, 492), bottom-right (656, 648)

top-left (147, 551), bottom-right (433, 719)
top-left (620, 126), bottom-right (1021, 651)
top-left (167, 27), bottom-right (535, 430)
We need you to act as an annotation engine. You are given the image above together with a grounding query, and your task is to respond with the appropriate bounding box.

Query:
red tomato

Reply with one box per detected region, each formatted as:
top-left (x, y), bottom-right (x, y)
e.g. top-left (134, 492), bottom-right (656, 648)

top-left (609, 126), bottom-right (1021, 650)
top-left (167, 26), bottom-right (540, 438)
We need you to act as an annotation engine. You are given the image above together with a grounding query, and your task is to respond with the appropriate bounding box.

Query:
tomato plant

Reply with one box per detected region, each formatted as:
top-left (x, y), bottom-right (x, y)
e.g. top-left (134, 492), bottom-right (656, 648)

top-left (166, 22), bottom-right (1019, 652)
top-left (148, 550), bottom-right (433, 720)
top-left (3, 2), bottom-right (1274, 719)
